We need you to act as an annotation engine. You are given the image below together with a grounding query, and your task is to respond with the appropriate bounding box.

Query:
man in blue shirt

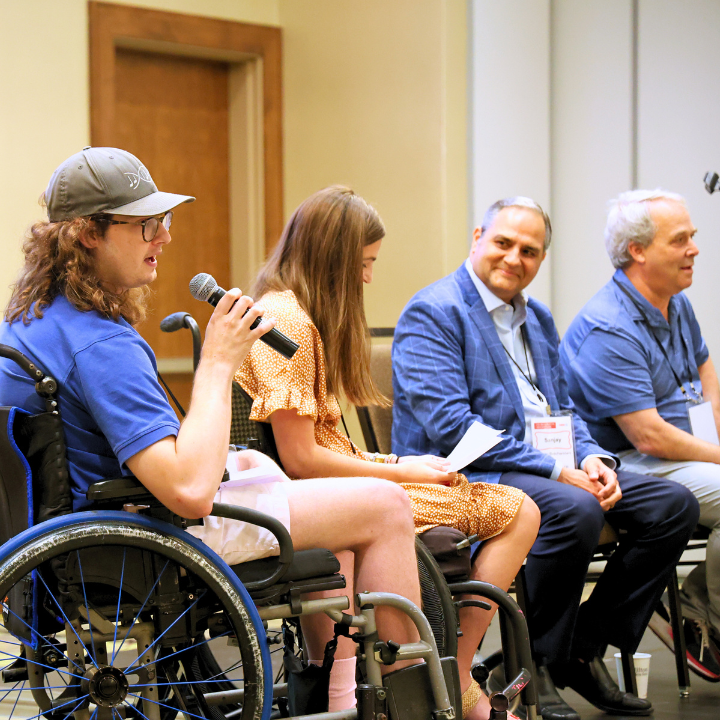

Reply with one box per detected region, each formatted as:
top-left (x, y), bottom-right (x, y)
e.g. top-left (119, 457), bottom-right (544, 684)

top-left (393, 196), bottom-right (699, 719)
top-left (561, 189), bottom-right (720, 681)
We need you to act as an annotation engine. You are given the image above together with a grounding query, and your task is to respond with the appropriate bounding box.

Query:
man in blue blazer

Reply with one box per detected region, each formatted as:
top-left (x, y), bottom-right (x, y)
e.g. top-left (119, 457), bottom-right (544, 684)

top-left (393, 197), bottom-right (698, 719)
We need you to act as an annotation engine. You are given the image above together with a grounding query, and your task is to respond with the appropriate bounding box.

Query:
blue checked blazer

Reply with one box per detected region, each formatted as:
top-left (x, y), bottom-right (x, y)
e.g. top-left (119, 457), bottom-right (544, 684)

top-left (391, 264), bottom-right (610, 483)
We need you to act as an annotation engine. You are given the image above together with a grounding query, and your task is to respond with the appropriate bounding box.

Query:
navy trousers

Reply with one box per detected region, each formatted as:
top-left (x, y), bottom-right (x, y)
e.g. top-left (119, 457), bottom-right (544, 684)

top-left (500, 469), bottom-right (699, 666)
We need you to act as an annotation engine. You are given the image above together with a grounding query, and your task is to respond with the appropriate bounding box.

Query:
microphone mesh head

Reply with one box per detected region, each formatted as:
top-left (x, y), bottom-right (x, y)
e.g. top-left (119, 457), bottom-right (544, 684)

top-left (189, 273), bottom-right (217, 302)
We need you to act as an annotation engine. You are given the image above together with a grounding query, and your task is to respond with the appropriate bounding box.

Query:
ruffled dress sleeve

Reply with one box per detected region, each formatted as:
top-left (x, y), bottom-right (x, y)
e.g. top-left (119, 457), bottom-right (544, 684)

top-left (236, 291), bottom-right (327, 423)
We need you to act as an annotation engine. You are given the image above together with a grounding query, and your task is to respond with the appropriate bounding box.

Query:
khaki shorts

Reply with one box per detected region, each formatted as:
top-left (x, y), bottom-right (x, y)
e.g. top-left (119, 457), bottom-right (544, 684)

top-left (186, 480), bottom-right (291, 565)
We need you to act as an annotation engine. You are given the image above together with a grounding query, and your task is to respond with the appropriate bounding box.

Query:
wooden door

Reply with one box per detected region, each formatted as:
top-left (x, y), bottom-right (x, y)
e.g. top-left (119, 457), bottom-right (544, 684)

top-left (113, 48), bottom-right (232, 414)
top-left (89, 2), bottom-right (283, 418)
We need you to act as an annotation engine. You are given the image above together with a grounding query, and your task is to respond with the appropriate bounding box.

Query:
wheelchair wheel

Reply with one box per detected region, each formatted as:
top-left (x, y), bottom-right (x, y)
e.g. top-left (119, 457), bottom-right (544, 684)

top-left (0, 512), bottom-right (271, 720)
top-left (415, 538), bottom-right (458, 658)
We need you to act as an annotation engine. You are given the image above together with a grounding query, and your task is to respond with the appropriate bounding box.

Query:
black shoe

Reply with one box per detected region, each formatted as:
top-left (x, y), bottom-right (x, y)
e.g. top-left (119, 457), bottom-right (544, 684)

top-left (554, 655), bottom-right (652, 716)
top-left (648, 599), bottom-right (720, 682)
top-left (489, 663), bottom-right (579, 720)
top-left (682, 617), bottom-right (720, 682)
top-left (534, 664), bottom-right (581, 720)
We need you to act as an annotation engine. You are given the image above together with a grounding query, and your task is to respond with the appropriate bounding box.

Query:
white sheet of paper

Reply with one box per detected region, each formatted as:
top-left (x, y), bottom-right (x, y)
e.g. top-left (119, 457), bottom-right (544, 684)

top-left (445, 421), bottom-right (504, 473)
top-left (688, 401), bottom-right (720, 446)
top-left (224, 458), bottom-right (286, 488)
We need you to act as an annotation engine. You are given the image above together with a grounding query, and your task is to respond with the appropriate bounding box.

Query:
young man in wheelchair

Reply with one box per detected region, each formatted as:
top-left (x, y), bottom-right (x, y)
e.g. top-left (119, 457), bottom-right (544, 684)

top-left (0, 147), bottom-right (453, 718)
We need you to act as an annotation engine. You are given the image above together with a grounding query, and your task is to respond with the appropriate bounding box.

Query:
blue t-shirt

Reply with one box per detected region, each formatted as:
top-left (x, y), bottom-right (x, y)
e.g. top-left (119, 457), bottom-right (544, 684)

top-left (560, 269), bottom-right (709, 453)
top-left (0, 296), bottom-right (180, 510)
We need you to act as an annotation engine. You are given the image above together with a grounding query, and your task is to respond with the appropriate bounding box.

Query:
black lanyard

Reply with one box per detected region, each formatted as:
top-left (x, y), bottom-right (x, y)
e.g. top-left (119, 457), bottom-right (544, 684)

top-left (614, 279), bottom-right (702, 403)
top-left (340, 411), bottom-right (358, 454)
top-left (501, 325), bottom-right (551, 414)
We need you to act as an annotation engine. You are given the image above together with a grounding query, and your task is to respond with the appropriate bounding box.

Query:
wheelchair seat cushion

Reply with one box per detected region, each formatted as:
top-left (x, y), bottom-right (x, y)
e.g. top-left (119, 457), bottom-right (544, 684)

top-left (231, 547), bottom-right (340, 585)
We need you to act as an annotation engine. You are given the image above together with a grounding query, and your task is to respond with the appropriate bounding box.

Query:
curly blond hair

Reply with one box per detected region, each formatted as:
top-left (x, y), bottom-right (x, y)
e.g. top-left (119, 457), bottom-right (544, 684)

top-left (5, 217), bottom-right (148, 326)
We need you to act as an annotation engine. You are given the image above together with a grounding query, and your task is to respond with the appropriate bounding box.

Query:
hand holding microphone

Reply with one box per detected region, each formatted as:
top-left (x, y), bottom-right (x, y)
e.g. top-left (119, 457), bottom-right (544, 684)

top-left (189, 273), bottom-right (299, 359)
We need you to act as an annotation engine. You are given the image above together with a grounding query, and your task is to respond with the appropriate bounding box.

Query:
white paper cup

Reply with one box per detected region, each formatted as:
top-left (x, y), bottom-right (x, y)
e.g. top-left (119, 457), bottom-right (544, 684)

top-left (614, 652), bottom-right (651, 699)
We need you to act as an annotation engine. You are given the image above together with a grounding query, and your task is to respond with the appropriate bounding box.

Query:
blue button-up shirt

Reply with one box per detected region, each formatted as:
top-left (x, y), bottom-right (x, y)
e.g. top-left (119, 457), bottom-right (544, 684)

top-left (464, 259), bottom-right (548, 441)
top-left (466, 260), bottom-right (615, 475)
top-left (560, 268), bottom-right (709, 453)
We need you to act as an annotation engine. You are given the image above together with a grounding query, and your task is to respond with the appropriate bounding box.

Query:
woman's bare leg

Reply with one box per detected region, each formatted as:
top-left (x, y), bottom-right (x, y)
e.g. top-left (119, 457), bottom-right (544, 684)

top-left (458, 497), bottom-right (541, 720)
top-left (299, 552), bottom-right (359, 711)
top-left (286, 477), bottom-right (422, 672)
top-left (300, 552), bottom-right (356, 660)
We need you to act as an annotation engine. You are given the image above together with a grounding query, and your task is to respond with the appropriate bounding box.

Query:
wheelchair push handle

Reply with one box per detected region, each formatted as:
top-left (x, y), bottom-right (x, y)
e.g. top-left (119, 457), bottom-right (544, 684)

top-left (160, 311), bottom-right (201, 372)
top-left (0, 343), bottom-right (58, 401)
top-left (211, 502), bottom-right (294, 591)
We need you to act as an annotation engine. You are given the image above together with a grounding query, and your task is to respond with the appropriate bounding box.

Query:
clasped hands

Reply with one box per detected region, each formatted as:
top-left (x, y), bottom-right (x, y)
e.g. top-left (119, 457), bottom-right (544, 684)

top-left (558, 457), bottom-right (622, 511)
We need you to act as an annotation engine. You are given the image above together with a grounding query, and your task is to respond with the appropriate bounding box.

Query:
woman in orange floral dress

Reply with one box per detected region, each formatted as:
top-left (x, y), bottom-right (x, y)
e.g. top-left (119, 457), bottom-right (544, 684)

top-left (237, 186), bottom-right (540, 720)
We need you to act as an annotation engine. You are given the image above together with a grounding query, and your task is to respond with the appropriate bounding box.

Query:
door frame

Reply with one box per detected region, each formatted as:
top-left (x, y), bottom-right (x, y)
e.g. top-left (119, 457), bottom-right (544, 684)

top-left (88, 1), bottom-right (283, 266)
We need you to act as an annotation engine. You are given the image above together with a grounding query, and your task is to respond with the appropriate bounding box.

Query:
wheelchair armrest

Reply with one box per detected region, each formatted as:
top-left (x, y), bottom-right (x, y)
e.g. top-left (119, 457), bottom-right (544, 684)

top-left (87, 476), bottom-right (154, 502)
top-left (211, 502), bottom-right (294, 591)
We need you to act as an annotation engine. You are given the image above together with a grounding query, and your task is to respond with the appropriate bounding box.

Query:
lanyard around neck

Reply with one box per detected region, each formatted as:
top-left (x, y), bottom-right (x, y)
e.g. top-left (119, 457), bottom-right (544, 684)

top-left (614, 278), bottom-right (702, 403)
top-left (501, 325), bottom-right (551, 414)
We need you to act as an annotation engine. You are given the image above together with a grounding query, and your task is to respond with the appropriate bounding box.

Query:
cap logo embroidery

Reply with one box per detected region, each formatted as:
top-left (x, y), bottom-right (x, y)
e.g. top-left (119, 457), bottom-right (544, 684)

top-left (124, 165), bottom-right (153, 190)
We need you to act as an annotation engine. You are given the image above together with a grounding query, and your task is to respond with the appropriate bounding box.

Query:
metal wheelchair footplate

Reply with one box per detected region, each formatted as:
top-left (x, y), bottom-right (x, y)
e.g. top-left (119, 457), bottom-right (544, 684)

top-left (326, 591), bottom-right (459, 720)
top-left (258, 589), bottom-right (458, 719)
top-left (380, 659), bottom-right (460, 720)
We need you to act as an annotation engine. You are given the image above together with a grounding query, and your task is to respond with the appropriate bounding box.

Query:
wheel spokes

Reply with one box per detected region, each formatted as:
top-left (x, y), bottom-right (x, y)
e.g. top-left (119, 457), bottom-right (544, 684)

top-left (34, 571), bottom-right (98, 670)
top-left (123, 593), bottom-right (204, 675)
top-left (111, 560), bottom-right (170, 664)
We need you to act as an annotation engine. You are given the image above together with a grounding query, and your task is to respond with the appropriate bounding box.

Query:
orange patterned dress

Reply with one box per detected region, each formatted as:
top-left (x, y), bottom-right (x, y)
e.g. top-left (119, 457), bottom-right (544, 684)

top-left (236, 290), bottom-right (525, 538)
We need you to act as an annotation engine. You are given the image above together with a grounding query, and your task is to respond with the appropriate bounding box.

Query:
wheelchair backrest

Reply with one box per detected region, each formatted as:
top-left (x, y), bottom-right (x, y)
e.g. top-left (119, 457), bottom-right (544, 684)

top-left (357, 333), bottom-right (394, 454)
top-left (231, 380), bottom-right (281, 464)
top-left (0, 407), bottom-right (33, 543)
top-left (0, 344), bottom-right (72, 546)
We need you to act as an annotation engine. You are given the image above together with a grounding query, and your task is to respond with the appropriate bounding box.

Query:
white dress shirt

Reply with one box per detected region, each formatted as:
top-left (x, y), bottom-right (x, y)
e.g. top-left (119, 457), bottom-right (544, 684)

top-left (464, 259), bottom-right (615, 479)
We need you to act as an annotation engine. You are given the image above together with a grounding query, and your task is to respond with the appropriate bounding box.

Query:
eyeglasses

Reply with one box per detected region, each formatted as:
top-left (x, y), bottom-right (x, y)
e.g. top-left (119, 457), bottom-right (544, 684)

top-left (99, 211), bottom-right (173, 242)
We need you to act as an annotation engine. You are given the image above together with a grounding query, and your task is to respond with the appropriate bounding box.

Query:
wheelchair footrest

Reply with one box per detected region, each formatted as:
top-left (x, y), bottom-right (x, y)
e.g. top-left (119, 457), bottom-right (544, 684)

top-left (382, 657), bottom-right (460, 720)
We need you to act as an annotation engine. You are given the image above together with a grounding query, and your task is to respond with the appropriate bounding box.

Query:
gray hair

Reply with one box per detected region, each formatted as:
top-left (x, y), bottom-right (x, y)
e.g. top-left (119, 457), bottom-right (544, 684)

top-left (604, 189), bottom-right (686, 269)
top-left (479, 197), bottom-right (552, 250)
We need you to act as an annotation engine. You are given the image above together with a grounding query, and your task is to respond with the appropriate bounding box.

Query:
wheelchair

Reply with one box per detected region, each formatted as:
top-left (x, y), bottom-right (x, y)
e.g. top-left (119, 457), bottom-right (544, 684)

top-left (223, 365), bottom-right (539, 718)
top-left (0, 331), bottom-right (536, 720)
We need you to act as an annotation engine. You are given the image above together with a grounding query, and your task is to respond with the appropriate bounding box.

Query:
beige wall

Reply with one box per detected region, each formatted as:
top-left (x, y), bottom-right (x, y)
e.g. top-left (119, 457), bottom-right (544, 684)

top-left (281, 0), bottom-right (469, 328)
top-left (0, 0), bottom-right (468, 325)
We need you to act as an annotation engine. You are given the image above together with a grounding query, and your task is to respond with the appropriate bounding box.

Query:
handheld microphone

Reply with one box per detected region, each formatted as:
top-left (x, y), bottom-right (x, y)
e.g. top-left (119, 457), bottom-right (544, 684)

top-left (189, 273), bottom-right (299, 359)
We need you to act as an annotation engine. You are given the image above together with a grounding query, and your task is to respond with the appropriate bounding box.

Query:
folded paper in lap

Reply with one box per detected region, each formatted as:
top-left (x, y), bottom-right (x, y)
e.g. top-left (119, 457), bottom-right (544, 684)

top-left (445, 421), bottom-right (504, 473)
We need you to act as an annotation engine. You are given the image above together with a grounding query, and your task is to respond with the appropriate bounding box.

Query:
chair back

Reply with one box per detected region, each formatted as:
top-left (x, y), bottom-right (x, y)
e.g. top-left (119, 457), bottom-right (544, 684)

top-left (230, 380), bottom-right (281, 464)
top-left (0, 407), bottom-right (33, 544)
top-left (0, 345), bottom-right (72, 547)
top-left (357, 337), bottom-right (394, 454)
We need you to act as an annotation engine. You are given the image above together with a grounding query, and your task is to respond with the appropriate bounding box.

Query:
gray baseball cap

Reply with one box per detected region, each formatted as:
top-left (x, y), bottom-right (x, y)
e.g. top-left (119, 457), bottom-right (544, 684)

top-left (45, 146), bottom-right (195, 222)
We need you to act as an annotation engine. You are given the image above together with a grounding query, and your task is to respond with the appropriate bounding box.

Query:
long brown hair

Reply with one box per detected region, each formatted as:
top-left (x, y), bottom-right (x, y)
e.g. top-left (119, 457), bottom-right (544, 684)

top-left (5, 216), bottom-right (148, 326)
top-left (253, 186), bottom-right (387, 407)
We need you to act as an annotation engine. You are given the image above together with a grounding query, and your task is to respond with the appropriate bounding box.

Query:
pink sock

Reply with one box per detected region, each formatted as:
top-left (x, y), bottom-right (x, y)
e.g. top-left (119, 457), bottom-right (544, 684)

top-left (309, 656), bottom-right (357, 711)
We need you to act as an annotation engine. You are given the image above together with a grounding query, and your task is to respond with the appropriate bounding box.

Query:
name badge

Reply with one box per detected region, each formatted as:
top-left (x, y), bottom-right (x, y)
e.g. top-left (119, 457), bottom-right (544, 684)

top-left (688, 401), bottom-right (720, 446)
top-left (531, 413), bottom-right (576, 469)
